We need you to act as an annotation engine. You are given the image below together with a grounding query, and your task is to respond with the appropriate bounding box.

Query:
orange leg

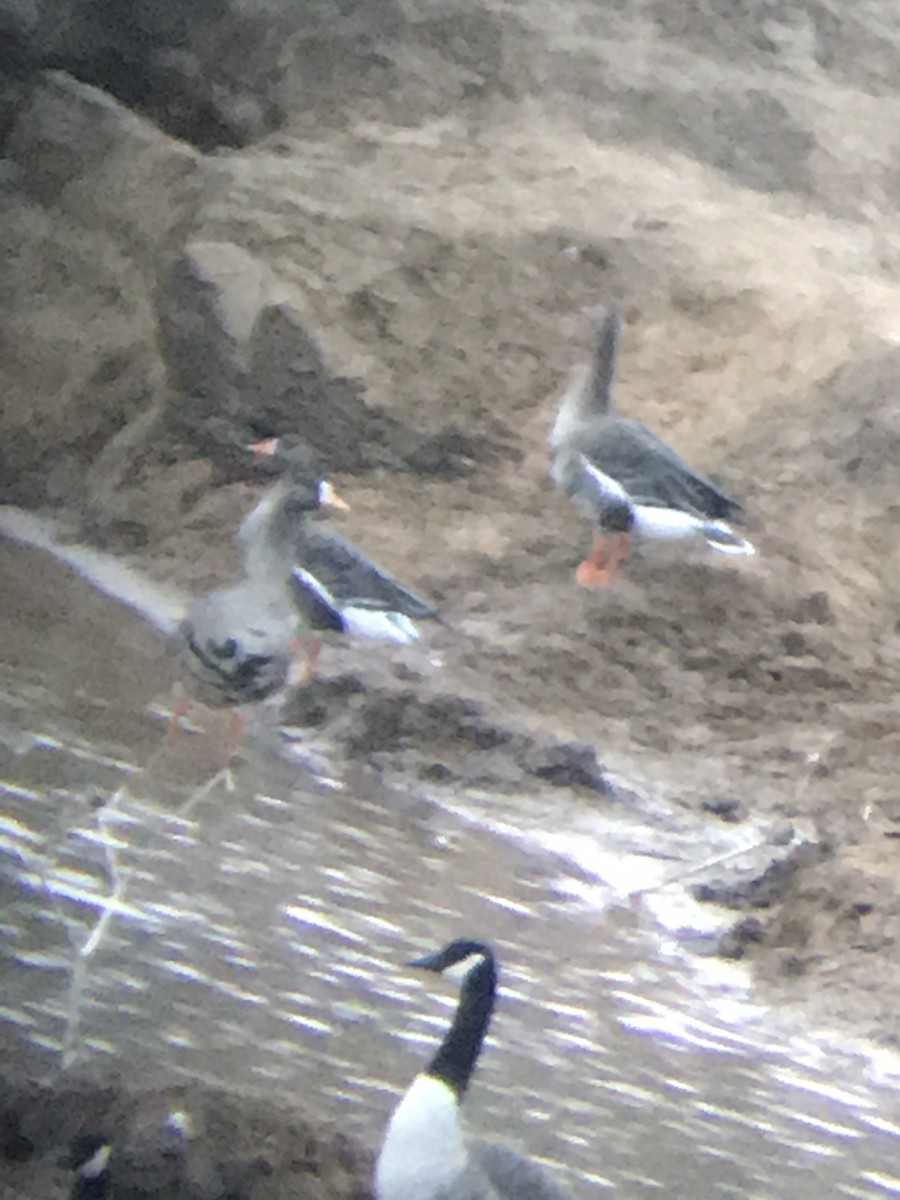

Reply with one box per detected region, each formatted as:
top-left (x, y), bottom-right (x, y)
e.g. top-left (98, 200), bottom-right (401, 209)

top-left (165, 686), bottom-right (190, 744)
top-left (607, 531), bottom-right (631, 579)
top-left (575, 531), bottom-right (630, 587)
top-left (223, 710), bottom-right (245, 763)
top-left (289, 636), bottom-right (322, 686)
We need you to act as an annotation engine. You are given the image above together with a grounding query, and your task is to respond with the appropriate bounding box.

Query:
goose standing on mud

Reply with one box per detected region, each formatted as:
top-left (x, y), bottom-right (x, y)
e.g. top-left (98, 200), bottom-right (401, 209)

top-left (248, 436), bottom-right (440, 679)
top-left (549, 306), bottom-right (754, 585)
top-left (376, 938), bottom-right (569, 1200)
top-left (168, 471), bottom-right (348, 743)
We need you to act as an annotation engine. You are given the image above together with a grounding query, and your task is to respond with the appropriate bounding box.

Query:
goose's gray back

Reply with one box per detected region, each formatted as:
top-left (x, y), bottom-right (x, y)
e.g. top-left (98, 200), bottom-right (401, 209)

top-left (295, 527), bottom-right (439, 618)
top-left (471, 1141), bottom-right (569, 1200)
top-left (574, 418), bottom-right (743, 519)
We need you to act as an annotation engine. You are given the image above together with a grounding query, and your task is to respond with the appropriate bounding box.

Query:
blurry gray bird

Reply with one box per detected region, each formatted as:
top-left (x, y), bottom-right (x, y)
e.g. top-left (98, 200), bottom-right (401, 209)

top-left (376, 939), bottom-right (569, 1200)
top-left (549, 305), bottom-right (753, 585)
top-left (168, 470), bottom-right (348, 744)
top-left (247, 436), bottom-right (440, 679)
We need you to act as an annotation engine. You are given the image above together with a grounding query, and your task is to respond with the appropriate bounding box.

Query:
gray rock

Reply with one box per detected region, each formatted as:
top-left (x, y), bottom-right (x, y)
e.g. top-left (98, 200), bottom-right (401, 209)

top-left (0, 71), bottom-right (200, 506)
top-left (158, 241), bottom-right (272, 407)
top-left (243, 302), bottom-right (411, 473)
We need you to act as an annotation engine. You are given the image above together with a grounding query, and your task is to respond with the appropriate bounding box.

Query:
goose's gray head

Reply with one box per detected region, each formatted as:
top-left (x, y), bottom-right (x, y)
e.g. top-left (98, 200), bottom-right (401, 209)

top-left (246, 436), bottom-right (350, 516)
top-left (409, 938), bottom-right (492, 986)
top-left (237, 472), bottom-right (350, 562)
top-left (278, 478), bottom-right (349, 520)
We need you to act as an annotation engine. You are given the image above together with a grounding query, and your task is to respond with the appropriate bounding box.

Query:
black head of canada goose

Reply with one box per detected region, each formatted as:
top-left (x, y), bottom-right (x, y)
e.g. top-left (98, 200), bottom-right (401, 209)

top-left (376, 939), bottom-right (569, 1200)
top-left (549, 305), bottom-right (754, 584)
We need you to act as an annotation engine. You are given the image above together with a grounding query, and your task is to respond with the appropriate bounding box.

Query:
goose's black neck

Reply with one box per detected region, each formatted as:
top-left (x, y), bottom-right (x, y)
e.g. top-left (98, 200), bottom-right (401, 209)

top-left (427, 950), bottom-right (497, 1099)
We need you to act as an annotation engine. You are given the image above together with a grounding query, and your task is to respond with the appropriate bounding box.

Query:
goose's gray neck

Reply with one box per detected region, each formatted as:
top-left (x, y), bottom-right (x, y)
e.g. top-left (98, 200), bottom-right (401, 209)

top-left (580, 305), bottom-right (619, 419)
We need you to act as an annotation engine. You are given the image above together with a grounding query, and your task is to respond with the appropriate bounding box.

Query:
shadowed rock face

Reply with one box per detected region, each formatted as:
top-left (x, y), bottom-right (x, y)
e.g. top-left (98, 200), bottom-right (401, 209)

top-left (2, 0), bottom-right (900, 1068)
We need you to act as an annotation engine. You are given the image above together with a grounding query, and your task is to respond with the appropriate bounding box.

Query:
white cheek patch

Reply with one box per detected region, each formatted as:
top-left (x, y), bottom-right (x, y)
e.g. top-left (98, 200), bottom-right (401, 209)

top-left (80, 1144), bottom-right (112, 1179)
top-left (443, 952), bottom-right (486, 985)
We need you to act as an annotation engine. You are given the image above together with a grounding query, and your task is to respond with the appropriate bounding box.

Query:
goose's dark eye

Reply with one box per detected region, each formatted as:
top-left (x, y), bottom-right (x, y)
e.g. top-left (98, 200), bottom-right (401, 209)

top-left (214, 638), bottom-right (238, 659)
top-left (285, 495), bottom-right (314, 517)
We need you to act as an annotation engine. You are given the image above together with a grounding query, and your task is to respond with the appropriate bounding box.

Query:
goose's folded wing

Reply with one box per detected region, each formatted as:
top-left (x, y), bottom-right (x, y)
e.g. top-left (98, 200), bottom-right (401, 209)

top-left (301, 529), bottom-right (439, 619)
top-left (579, 419), bottom-right (743, 521)
top-left (288, 568), bottom-right (346, 633)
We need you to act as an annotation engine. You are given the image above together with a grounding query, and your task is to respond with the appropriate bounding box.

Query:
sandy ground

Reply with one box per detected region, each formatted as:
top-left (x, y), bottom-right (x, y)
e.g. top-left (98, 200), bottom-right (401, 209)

top-left (137, 122), bottom-right (900, 1046)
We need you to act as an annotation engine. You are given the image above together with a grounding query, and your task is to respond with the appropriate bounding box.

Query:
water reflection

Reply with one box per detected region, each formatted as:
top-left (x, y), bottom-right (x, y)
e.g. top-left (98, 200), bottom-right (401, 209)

top-left (2, 534), bottom-right (900, 1199)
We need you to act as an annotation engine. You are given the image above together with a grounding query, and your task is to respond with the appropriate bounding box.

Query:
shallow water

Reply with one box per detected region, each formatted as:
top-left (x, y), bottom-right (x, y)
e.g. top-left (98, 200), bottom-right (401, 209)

top-left (3, 532), bottom-right (900, 1199)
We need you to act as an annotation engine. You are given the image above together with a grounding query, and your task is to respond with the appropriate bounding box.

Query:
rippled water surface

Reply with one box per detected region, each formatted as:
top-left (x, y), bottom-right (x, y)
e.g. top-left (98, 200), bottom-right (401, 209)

top-left (3, 535), bottom-right (900, 1198)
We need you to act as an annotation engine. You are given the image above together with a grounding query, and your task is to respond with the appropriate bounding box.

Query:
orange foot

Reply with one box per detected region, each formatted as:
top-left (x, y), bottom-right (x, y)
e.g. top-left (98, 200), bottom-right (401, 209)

top-left (165, 685), bottom-right (190, 744)
top-left (289, 636), bottom-right (322, 686)
top-left (223, 710), bottom-right (246, 764)
top-left (575, 531), bottom-right (630, 588)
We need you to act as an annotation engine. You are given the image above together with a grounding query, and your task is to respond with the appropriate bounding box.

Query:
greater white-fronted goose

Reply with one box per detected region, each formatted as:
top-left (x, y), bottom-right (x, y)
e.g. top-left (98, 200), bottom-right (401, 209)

top-left (549, 306), bottom-right (754, 585)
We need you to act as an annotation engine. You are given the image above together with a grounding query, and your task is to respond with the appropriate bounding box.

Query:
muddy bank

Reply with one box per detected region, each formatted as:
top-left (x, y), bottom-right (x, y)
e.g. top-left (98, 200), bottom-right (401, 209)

top-left (0, 1068), bottom-right (372, 1200)
top-left (2, 0), bottom-right (900, 1051)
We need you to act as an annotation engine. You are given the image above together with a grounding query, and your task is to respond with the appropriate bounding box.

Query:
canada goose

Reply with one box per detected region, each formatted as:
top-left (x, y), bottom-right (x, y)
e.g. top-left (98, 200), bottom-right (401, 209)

top-left (376, 938), bottom-right (569, 1200)
top-left (549, 306), bottom-right (754, 585)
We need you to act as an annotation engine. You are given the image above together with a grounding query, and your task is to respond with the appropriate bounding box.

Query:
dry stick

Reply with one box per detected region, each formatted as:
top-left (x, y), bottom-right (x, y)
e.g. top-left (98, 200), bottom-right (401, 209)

top-left (60, 784), bottom-right (128, 1068)
top-left (179, 765), bottom-right (235, 817)
top-left (630, 752), bottom-right (824, 900)
top-left (54, 736), bottom-right (231, 1065)
top-left (43, 685), bottom-right (240, 1065)
top-left (630, 833), bottom-right (772, 899)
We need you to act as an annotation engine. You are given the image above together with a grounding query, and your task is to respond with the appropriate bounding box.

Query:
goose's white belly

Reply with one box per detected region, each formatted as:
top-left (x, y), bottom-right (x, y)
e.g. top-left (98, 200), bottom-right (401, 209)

top-left (632, 504), bottom-right (706, 540)
top-left (376, 1075), bottom-right (469, 1200)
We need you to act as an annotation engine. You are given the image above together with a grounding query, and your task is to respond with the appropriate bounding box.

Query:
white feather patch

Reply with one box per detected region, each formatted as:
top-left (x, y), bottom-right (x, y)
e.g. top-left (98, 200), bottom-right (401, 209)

top-left (292, 566), bottom-right (338, 609)
top-left (376, 1075), bottom-right (467, 1200)
top-left (632, 505), bottom-right (707, 541)
top-left (342, 607), bottom-right (420, 643)
top-left (702, 522), bottom-right (756, 556)
top-left (442, 951), bottom-right (487, 985)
